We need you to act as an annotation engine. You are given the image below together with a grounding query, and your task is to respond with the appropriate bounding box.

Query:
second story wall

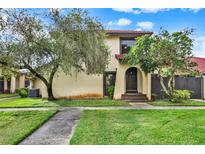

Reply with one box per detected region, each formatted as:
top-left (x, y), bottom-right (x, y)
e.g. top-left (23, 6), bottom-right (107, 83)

top-left (105, 36), bottom-right (120, 71)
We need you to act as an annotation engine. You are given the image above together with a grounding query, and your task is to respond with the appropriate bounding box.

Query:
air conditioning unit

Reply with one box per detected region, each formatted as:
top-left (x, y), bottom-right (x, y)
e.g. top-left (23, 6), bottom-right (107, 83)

top-left (28, 89), bottom-right (40, 97)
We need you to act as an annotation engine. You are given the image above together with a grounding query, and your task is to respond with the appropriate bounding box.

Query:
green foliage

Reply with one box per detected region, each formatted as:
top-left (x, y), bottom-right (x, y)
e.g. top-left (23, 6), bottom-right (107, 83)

top-left (0, 9), bottom-right (109, 100)
top-left (151, 93), bottom-right (157, 101)
top-left (170, 90), bottom-right (192, 103)
top-left (123, 35), bottom-right (158, 74)
top-left (16, 88), bottom-right (28, 98)
top-left (124, 28), bottom-right (197, 99)
top-left (107, 86), bottom-right (115, 99)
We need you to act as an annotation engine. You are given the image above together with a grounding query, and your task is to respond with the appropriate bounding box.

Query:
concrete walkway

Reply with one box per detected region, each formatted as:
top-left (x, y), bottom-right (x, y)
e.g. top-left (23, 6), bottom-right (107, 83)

top-left (2, 104), bottom-right (205, 112)
top-left (191, 99), bottom-right (205, 102)
top-left (0, 96), bottom-right (20, 101)
top-left (19, 108), bottom-right (82, 145)
top-left (82, 105), bottom-right (205, 110)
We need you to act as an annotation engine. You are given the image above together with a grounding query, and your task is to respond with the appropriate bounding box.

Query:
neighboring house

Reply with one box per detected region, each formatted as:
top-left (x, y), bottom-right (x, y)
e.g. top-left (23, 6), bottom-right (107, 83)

top-left (0, 66), bottom-right (28, 93)
top-left (31, 30), bottom-right (205, 101)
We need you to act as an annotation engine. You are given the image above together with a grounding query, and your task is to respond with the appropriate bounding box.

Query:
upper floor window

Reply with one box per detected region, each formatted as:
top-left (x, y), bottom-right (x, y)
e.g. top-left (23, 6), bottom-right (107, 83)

top-left (120, 38), bottom-right (135, 54)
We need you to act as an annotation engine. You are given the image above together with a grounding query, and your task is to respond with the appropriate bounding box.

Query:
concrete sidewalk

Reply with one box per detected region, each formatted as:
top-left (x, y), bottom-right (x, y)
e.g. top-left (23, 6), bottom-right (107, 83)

top-left (0, 96), bottom-right (20, 101)
top-left (1, 104), bottom-right (205, 112)
top-left (19, 108), bottom-right (82, 145)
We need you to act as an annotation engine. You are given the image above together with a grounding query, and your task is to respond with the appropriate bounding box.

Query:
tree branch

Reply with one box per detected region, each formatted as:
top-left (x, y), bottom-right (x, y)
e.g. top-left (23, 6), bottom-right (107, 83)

top-left (159, 75), bottom-right (169, 96)
top-left (22, 60), bottom-right (48, 86)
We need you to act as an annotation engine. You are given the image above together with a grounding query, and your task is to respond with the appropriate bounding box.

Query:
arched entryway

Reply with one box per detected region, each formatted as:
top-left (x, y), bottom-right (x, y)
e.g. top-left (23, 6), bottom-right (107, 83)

top-left (125, 67), bottom-right (137, 93)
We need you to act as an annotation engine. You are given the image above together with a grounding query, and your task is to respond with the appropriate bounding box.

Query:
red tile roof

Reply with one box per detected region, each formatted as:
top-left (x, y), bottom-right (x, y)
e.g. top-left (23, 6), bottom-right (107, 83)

top-left (107, 30), bottom-right (153, 35)
top-left (115, 54), bottom-right (124, 59)
top-left (190, 57), bottom-right (205, 74)
top-left (115, 54), bottom-right (205, 74)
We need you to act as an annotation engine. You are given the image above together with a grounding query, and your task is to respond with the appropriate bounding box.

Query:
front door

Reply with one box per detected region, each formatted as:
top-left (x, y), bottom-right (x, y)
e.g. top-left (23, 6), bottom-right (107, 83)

top-left (126, 67), bottom-right (137, 93)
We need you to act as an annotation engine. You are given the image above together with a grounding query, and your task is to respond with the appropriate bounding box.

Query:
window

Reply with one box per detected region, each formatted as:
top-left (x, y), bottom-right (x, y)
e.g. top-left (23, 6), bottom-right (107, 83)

top-left (120, 38), bottom-right (135, 54)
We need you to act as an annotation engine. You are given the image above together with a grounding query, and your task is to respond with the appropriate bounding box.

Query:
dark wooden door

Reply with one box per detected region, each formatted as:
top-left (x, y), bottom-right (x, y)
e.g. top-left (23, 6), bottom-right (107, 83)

top-left (126, 67), bottom-right (137, 93)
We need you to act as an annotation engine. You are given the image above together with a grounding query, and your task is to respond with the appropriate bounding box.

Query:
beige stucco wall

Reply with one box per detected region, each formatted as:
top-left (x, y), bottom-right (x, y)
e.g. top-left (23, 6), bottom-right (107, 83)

top-left (105, 36), bottom-right (120, 71)
top-left (113, 63), bottom-right (151, 100)
top-left (137, 69), bottom-right (143, 93)
top-left (15, 77), bottom-right (20, 89)
top-left (19, 75), bottom-right (25, 88)
top-left (52, 71), bottom-right (103, 98)
top-left (10, 75), bottom-right (16, 93)
top-left (33, 78), bottom-right (46, 96)
top-left (34, 71), bottom-right (103, 98)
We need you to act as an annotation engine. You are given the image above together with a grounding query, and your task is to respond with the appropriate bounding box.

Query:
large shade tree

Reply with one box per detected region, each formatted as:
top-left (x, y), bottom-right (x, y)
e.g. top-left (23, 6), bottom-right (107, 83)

top-left (0, 9), bottom-right (109, 100)
top-left (124, 28), bottom-right (197, 100)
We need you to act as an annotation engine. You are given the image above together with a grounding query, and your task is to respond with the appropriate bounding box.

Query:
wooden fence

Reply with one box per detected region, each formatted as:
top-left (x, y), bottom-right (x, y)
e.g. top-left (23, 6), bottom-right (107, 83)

top-left (151, 74), bottom-right (203, 99)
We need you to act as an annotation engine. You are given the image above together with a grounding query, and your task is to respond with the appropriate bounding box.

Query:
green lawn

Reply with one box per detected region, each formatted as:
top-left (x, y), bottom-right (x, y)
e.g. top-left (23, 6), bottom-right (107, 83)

top-left (0, 98), bottom-right (58, 108)
top-left (54, 99), bottom-right (130, 107)
top-left (0, 93), bottom-right (18, 99)
top-left (149, 99), bottom-right (205, 106)
top-left (0, 110), bottom-right (57, 144)
top-left (0, 98), bottom-right (129, 108)
top-left (70, 110), bottom-right (205, 145)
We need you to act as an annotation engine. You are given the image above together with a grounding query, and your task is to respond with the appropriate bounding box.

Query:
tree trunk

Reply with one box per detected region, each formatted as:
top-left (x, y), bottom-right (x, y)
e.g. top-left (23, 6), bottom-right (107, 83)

top-left (46, 64), bottom-right (59, 101)
top-left (47, 83), bottom-right (55, 101)
top-left (23, 60), bottom-right (59, 101)
top-left (167, 75), bottom-right (175, 100)
top-left (159, 75), bottom-right (169, 96)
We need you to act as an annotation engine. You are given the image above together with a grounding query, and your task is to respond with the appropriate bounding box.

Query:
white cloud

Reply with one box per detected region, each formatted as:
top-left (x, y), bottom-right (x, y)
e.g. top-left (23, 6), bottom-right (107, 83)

top-left (135, 28), bottom-right (142, 31)
top-left (135, 8), bottom-right (171, 14)
top-left (108, 18), bottom-right (132, 26)
top-left (181, 8), bottom-right (202, 13)
top-left (112, 8), bottom-right (172, 14)
top-left (112, 8), bottom-right (134, 13)
top-left (112, 8), bottom-right (203, 14)
top-left (136, 21), bottom-right (154, 30)
top-left (193, 36), bottom-right (205, 57)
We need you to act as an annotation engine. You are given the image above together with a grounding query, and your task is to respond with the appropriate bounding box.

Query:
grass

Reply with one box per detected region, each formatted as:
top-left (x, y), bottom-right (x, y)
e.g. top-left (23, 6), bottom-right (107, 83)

top-left (0, 98), bottom-right (58, 108)
top-left (0, 98), bottom-right (129, 108)
top-left (0, 110), bottom-right (57, 144)
top-left (54, 99), bottom-right (130, 107)
top-left (0, 93), bottom-right (18, 99)
top-left (70, 110), bottom-right (205, 145)
top-left (149, 99), bottom-right (205, 106)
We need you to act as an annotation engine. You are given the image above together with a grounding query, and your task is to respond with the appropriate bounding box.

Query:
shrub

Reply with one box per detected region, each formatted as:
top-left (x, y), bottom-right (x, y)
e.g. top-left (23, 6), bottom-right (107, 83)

top-left (151, 93), bottom-right (157, 101)
top-left (170, 90), bottom-right (192, 103)
top-left (57, 93), bottom-right (103, 100)
top-left (16, 88), bottom-right (28, 98)
top-left (107, 86), bottom-right (115, 99)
